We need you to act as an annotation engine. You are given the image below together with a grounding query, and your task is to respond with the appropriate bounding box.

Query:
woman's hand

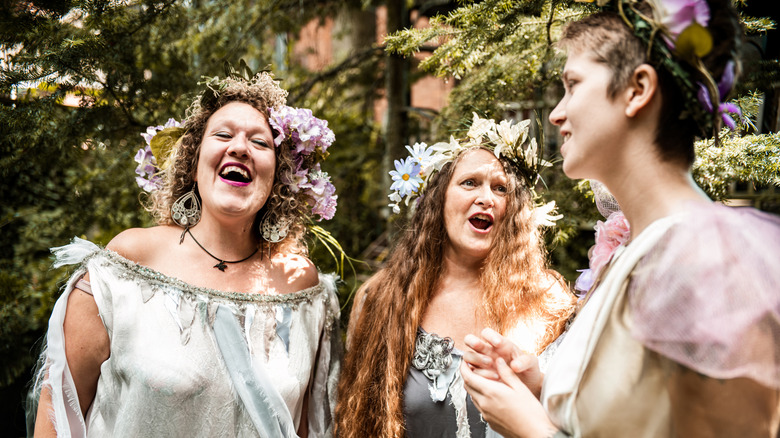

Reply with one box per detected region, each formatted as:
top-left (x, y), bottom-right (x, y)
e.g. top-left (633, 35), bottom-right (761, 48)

top-left (462, 328), bottom-right (544, 398)
top-left (461, 358), bottom-right (560, 438)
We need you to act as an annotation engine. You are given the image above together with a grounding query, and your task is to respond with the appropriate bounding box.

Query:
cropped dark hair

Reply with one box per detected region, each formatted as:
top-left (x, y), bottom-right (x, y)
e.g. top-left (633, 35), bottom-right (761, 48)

top-left (558, 0), bottom-right (742, 167)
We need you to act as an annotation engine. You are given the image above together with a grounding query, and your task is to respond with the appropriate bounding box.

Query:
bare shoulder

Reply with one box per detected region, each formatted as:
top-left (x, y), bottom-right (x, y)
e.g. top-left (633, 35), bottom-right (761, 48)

top-left (350, 275), bottom-right (377, 320)
top-left (271, 253), bottom-right (319, 293)
top-left (542, 270), bottom-right (576, 303)
top-left (106, 226), bottom-right (178, 265)
top-left (346, 275), bottom-right (378, 347)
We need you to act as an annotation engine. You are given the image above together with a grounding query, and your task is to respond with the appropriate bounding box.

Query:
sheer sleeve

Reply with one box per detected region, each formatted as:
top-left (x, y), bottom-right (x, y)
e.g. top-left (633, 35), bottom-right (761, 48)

top-left (306, 273), bottom-right (342, 437)
top-left (30, 237), bottom-right (103, 438)
top-left (628, 203), bottom-right (780, 389)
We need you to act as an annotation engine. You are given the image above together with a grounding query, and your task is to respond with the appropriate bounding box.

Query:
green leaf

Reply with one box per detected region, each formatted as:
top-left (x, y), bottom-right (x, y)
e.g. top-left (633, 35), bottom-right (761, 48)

top-left (150, 127), bottom-right (185, 169)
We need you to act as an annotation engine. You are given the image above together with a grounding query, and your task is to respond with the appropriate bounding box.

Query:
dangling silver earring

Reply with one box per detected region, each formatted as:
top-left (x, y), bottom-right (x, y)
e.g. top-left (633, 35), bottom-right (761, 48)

top-left (172, 183), bottom-right (202, 228)
top-left (260, 210), bottom-right (290, 243)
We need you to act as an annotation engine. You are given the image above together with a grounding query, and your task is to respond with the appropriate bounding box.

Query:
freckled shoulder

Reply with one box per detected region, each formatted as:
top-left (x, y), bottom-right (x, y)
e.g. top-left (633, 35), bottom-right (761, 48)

top-left (106, 226), bottom-right (178, 266)
top-left (272, 253), bottom-right (319, 293)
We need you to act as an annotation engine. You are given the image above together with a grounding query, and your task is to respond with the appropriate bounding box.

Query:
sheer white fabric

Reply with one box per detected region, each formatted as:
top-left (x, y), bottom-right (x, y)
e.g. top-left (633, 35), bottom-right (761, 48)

top-left (590, 180), bottom-right (620, 218)
top-left (33, 237), bottom-right (340, 438)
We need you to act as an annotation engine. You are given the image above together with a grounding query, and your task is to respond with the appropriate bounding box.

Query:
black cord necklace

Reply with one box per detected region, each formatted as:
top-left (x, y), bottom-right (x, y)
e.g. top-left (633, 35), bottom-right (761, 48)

top-left (184, 228), bottom-right (259, 272)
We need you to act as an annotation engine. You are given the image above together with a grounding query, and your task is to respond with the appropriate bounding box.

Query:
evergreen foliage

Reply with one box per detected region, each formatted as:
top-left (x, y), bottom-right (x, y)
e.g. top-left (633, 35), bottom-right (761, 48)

top-left (1, 0), bottom-right (778, 433)
top-left (386, 0), bottom-right (780, 279)
top-left (1, 1), bottom-right (383, 431)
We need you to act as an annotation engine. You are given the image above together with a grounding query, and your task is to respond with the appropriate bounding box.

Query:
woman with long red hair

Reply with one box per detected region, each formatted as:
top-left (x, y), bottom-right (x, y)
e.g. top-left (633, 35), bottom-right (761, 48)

top-left (336, 115), bottom-right (576, 437)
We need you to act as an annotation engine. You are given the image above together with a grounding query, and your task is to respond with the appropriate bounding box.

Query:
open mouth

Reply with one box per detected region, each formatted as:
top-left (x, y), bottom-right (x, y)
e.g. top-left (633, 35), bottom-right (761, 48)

top-left (469, 213), bottom-right (493, 231)
top-left (219, 164), bottom-right (252, 184)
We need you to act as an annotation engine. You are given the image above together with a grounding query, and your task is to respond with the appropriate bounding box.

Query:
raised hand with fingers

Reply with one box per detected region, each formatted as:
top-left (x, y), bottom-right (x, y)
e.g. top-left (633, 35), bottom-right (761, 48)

top-left (461, 358), bottom-right (561, 438)
top-left (462, 328), bottom-right (544, 398)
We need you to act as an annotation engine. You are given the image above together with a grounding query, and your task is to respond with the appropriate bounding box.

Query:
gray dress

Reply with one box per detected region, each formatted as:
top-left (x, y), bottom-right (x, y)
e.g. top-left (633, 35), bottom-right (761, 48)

top-left (403, 328), bottom-right (487, 438)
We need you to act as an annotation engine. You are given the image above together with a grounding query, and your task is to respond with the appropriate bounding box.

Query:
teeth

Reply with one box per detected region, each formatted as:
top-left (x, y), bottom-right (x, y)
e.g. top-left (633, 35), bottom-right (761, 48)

top-left (220, 165), bottom-right (249, 179)
top-left (472, 214), bottom-right (492, 222)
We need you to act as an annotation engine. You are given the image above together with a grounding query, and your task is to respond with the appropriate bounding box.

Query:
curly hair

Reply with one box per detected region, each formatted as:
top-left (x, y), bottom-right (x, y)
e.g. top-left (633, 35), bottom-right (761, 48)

top-left (335, 147), bottom-right (576, 437)
top-left (557, 0), bottom-right (742, 167)
top-left (146, 73), bottom-right (308, 255)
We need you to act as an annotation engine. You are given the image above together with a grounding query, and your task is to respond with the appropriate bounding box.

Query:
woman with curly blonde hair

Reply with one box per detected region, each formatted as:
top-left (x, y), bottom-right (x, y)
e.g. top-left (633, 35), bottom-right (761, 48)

top-left (31, 71), bottom-right (340, 437)
top-left (336, 118), bottom-right (576, 438)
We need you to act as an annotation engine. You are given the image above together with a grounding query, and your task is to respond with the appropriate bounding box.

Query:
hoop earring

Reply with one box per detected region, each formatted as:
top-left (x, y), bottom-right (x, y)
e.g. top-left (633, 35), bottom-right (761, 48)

top-left (172, 183), bottom-right (202, 228)
top-left (260, 211), bottom-right (290, 243)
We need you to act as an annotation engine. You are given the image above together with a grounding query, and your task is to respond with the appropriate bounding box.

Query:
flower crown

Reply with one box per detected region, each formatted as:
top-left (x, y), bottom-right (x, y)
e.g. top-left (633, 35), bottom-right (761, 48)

top-left (579, 0), bottom-right (741, 135)
top-left (134, 68), bottom-right (337, 221)
top-left (388, 113), bottom-right (562, 227)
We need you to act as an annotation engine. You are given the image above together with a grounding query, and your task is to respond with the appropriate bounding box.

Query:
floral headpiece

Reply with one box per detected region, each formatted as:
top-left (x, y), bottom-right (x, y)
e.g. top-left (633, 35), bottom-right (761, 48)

top-left (578, 0), bottom-right (741, 135)
top-left (134, 68), bottom-right (337, 221)
top-left (388, 113), bottom-right (562, 227)
top-left (269, 106), bottom-right (337, 220)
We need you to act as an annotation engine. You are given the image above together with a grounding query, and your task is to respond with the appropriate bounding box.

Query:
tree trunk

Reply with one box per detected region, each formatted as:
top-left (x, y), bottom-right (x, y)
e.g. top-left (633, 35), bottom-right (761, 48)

top-left (382, 0), bottom-right (409, 225)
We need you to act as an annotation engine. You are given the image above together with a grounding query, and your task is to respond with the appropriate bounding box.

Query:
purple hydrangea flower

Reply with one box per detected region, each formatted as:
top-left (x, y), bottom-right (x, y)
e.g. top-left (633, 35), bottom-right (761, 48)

top-left (134, 119), bottom-right (181, 192)
top-left (269, 106), bottom-right (335, 156)
top-left (133, 145), bottom-right (161, 192)
top-left (309, 182), bottom-right (338, 221)
top-left (302, 171), bottom-right (337, 221)
top-left (269, 106), bottom-right (338, 220)
top-left (300, 170), bottom-right (331, 196)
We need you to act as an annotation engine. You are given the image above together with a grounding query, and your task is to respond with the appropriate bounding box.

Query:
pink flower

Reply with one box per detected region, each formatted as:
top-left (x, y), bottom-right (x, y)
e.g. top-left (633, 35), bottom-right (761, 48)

top-left (308, 180), bottom-right (338, 221)
top-left (661, 0), bottom-right (710, 37)
top-left (589, 211), bottom-right (631, 273)
top-left (575, 211), bottom-right (630, 296)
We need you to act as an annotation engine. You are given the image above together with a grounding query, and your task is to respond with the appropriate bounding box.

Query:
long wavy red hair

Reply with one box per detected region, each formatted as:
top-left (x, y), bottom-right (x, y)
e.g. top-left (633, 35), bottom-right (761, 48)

top-left (335, 148), bottom-right (575, 437)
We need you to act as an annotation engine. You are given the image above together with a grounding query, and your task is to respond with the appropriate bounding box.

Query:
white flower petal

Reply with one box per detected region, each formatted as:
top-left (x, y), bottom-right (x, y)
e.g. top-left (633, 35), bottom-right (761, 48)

top-left (532, 201), bottom-right (564, 227)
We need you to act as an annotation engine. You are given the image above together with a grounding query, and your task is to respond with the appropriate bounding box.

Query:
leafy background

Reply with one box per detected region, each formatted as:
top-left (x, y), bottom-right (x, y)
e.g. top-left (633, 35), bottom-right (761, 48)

top-left (2, 0), bottom-right (778, 434)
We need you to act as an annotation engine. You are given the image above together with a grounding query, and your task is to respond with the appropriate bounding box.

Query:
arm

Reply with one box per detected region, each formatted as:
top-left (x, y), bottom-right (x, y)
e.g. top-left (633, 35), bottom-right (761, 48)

top-left (33, 385), bottom-right (57, 437)
top-left (668, 363), bottom-right (780, 437)
top-left (345, 283), bottom-right (369, 349)
top-left (35, 273), bottom-right (110, 435)
top-left (305, 273), bottom-right (342, 437)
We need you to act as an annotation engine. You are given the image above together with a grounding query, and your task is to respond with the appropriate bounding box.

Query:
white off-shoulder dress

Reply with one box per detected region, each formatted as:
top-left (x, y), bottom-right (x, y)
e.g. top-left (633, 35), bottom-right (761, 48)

top-left (32, 237), bottom-right (341, 438)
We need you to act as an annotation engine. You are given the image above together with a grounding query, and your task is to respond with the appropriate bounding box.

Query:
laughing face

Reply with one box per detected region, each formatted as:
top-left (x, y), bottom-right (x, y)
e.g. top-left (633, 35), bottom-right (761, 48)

top-left (195, 101), bottom-right (276, 222)
top-left (443, 148), bottom-right (508, 262)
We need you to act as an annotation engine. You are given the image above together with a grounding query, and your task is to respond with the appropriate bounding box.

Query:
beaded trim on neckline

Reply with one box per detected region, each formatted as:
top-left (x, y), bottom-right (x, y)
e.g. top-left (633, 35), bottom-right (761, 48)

top-left (89, 248), bottom-right (326, 304)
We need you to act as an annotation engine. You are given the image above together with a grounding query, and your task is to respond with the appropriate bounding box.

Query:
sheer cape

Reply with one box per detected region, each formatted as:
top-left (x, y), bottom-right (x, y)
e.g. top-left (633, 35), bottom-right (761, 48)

top-left (628, 202), bottom-right (780, 388)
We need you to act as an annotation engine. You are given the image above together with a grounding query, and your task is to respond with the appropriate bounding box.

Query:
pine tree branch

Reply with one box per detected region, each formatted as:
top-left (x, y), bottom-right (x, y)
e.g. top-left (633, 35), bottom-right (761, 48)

top-left (287, 45), bottom-right (384, 104)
